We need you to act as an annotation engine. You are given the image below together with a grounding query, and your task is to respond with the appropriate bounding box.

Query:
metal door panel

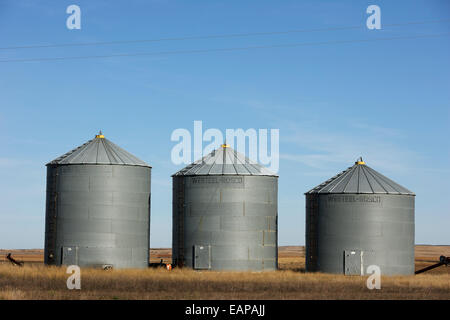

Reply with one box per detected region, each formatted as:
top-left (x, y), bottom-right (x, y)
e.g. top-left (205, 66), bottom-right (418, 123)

top-left (193, 245), bottom-right (211, 269)
top-left (344, 250), bottom-right (362, 275)
top-left (62, 246), bottom-right (78, 266)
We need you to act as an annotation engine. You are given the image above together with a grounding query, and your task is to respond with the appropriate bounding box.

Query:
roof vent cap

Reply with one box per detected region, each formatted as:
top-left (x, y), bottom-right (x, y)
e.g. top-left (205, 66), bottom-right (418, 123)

top-left (355, 156), bottom-right (365, 165)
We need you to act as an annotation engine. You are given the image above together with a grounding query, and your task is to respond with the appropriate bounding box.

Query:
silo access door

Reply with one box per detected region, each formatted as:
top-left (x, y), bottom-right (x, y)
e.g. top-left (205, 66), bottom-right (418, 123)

top-left (62, 246), bottom-right (79, 266)
top-left (344, 250), bottom-right (363, 275)
top-left (193, 245), bottom-right (211, 270)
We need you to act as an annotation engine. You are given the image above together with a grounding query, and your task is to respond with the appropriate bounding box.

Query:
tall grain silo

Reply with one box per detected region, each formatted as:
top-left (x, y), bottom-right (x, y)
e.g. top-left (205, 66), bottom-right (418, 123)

top-left (44, 132), bottom-right (151, 269)
top-left (172, 144), bottom-right (278, 271)
top-left (305, 158), bottom-right (415, 275)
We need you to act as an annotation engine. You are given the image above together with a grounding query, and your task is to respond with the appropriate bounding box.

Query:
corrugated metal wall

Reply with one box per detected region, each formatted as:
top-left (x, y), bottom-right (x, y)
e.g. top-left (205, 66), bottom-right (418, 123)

top-left (305, 193), bottom-right (415, 275)
top-left (44, 164), bottom-right (151, 269)
top-left (173, 175), bottom-right (278, 271)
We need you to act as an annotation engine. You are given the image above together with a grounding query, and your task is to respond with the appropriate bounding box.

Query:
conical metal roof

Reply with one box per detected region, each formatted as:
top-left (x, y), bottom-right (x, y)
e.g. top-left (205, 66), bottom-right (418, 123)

top-left (306, 158), bottom-right (414, 195)
top-left (46, 132), bottom-right (151, 168)
top-left (172, 144), bottom-right (277, 177)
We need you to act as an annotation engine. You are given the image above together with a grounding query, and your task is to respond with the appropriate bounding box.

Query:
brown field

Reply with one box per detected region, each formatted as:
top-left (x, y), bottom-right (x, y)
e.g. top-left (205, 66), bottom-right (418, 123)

top-left (0, 246), bottom-right (449, 300)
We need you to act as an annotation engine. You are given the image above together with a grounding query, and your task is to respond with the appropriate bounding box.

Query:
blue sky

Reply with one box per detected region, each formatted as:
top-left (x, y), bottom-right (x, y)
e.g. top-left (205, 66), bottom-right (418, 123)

top-left (0, 0), bottom-right (449, 248)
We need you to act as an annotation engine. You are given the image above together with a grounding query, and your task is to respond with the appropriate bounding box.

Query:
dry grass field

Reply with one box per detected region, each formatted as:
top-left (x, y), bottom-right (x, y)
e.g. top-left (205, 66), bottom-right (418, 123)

top-left (0, 246), bottom-right (448, 300)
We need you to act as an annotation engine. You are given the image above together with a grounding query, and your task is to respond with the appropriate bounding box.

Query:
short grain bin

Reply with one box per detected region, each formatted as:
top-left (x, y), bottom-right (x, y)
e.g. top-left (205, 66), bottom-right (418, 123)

top-left (305, 158), bottom-right (415, 275)
top-left (172, 144), bottom-right (278, 271)
top-left (44, 132), bottom-right (151, 269)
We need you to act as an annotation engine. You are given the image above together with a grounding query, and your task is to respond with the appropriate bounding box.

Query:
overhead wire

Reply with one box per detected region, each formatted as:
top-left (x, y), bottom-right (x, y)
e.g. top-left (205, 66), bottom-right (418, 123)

top-left (0, 18), bottom-right (448, 50)
top-left (0, 33), bottom-right (448, 63)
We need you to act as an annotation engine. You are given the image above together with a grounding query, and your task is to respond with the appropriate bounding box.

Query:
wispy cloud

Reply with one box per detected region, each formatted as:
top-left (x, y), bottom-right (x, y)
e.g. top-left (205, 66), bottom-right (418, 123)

top-left (349, 121), bottom-right (406, 138)
top-left (0, 157), bottom-right (33, 168)
top-left (279, 119), bottom-right (422, 175)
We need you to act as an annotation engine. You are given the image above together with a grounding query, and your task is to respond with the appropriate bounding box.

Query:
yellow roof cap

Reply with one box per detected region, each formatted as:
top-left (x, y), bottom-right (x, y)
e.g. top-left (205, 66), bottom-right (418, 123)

top-left (355, 157), bottom-right (365, 165)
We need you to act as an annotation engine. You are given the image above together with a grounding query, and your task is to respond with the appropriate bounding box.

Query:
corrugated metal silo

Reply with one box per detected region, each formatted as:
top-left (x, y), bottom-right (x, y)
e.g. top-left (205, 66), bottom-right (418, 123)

top-left (305, 158), bottom-right (415, 275)
top-left (44, 132), bottom-right (151, 269)
top-left (172, 144), bottom-right (278, 271)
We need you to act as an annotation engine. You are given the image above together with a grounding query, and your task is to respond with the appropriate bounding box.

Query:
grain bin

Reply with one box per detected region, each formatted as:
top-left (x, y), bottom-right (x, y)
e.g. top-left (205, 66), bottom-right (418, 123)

top-left (305, 158), bottom-right (415, 275)
top-left (44, 132), bottom-right (151, 269)
top-left (172, 144), bottom-right (278, 271)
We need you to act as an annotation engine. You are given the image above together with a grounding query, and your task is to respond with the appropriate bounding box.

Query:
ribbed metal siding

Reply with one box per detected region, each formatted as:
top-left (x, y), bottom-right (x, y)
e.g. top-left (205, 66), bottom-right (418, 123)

top-left (172, 175), bottom-right (278, 271)
top-left (44, 167), bottom-right (58, 265)
top-left (172, 176), bottom-right (185, 267)
top-left (305, 194), bottom-right (319, 272)
top-left (44, 164), bottom-right (151, 269)
top-left (305, 193), bottom-right (415, 275)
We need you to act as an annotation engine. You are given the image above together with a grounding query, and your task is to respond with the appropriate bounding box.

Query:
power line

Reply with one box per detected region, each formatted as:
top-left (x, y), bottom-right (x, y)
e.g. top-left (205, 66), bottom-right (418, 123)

top-left (1, 33), bottom-right (448, 63)
top-left (0, 19), bottom-right (449, 51)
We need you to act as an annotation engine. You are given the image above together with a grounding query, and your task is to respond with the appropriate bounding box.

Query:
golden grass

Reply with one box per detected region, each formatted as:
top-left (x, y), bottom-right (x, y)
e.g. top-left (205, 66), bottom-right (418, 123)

top-left (0, 262), bottom-right (448, 300)
top-left (0, 246), bottom-right (448, 300)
